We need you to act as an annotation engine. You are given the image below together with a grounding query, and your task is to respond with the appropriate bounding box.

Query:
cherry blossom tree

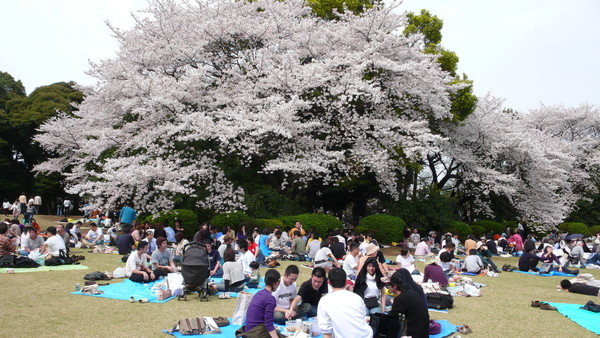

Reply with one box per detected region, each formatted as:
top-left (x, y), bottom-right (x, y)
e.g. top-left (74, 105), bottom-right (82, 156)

top-left (437, 96), bottom-right (598, 229)
top-left (34, 0), bottom-right (456, 213)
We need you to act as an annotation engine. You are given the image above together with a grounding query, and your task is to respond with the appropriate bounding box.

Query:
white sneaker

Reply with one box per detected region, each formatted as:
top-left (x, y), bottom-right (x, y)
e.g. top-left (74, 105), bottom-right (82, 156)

top-left (218, 293), bottom-right (226, 299)
top-left (224, 292), bottom-right (231, 299)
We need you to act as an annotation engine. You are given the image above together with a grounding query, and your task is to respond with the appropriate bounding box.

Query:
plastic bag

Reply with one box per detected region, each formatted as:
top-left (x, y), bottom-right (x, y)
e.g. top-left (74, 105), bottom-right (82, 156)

top-left (232, 292), bottom-right (254, 325)
top-left (28, 250), bottom-right (45, 266)
top-left (113, 267), bottom-right (127, 278)
top-left (167, 273), bottom-right (184, 291)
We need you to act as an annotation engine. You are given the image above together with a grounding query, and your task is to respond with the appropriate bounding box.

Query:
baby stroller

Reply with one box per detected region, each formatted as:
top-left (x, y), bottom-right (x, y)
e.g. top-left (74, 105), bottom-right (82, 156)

top-left (178, 242), bottom-right (210, 302)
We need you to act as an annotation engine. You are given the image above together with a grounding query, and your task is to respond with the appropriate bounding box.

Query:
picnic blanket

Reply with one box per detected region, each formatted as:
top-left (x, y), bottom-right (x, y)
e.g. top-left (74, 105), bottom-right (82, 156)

top-left (430, 320), bottom-right (457, 338)
top-left (209, 277), bottom-right (264, 298)
top-left (460, 272), bottom-right (486, 277)
top-left (513, 270), bottom-right (574, 277)
top-left (0, 264), bottom-right (89, 273)
top-left (71, 279), bottom-right (175, 303)
top-left (548, 302), bottom-right (600, 335)
top-left (163, 317), bottom-right (323, 337)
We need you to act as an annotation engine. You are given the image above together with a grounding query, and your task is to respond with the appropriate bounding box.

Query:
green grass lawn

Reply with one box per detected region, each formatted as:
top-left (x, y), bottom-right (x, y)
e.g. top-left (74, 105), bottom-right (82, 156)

top-left (1, 215), bottom-right (599, 337)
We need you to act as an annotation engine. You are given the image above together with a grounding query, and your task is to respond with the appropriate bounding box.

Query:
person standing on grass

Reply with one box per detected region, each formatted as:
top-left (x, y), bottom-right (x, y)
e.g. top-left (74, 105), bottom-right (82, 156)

top-left (317, 268), bottom-right (373, 338)
top-left (242, 269), bottom-right (285, 338)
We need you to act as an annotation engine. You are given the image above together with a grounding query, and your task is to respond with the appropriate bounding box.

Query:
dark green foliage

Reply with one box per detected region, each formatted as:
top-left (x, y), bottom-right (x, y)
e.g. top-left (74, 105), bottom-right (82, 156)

top-left (244, 185), bottom-right (304, 219)
top-left (253, 218), bottom-right (285, 232)
top-left (471, 225), bottom-right (485, 238)
top-left (445, 221), bottom-right (472, 239)
top-left (557, 222), bottom-right (571, 232)
top-left (144, 209), bottom-right (198, 240)
top-left (356, 214), bottom-right (405, 243)
top-left (238, 218), bottom-right (285, 233)
top-left (389, 188), bottom-right (459, 233)
top-left (502, 220), bottom-right (517, 232)
top-left (210, 211), bottom-right (250, 230)
top-left (558, 222), bottom-right (590, 236)
top-left (279, 214), bottom-right (342, 237)
top-left (473, 220), bottom-right (504, 235)
top-left (589, 225), bottom-right (600, 236)
top-left (306, 0), bottom-right (377, 20)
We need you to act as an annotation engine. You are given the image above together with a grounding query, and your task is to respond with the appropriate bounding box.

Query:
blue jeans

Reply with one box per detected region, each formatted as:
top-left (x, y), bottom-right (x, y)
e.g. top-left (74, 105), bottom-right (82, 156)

top-left (588, 253), bottom-right (600, 266)
top-left (19, 250), bottom-right (29, 256)
top-left (211, 267), bottom-right (223, 278)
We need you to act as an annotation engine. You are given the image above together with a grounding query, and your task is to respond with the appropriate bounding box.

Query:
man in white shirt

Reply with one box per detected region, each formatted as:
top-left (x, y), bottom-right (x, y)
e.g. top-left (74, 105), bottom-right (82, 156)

top-left (126, 241), bottom-right (161, 283)
top-left (41, 226), bottom-right (66, 257)
top-left (343, 242), bottom-right (360, 279)
top-left (82, 222), bottom-right (104, 247)
top-left (237, 240), bottom-right (256, 277)
top-left (272, 264), bottom-right (309, 324)
top-left (318, 268), bottom-right (373, 338)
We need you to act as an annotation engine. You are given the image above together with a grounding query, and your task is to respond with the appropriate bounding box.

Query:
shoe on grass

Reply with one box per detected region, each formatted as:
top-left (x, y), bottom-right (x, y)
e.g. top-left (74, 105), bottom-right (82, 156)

top-left (539, 303), bottom-right (557, 311)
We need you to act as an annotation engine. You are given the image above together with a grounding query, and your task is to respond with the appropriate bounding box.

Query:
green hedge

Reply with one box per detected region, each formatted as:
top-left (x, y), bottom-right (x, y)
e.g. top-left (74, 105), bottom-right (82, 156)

top-left (566, 223), bottom-right (590, 236)
top-left (590, 225), bottom-right (600, 236)
top-left (558, 222), bottom-right (590, 236)
top-left (144, 209), bottom-right (198, 240)
top-left (444, 221), bottom-right (472, 239)
top-left (210, 211), bottom-right (250, 231)
top-left (356, 214), bottom-right (405, 243)
top-left (471, 225), bottom-right (485, 238)
top-left (240, 218), bottom-right (285, 233)
top-left (279, 214), bottom-right (342, 237)
top-left (473, 220), bottom-right (503, 234)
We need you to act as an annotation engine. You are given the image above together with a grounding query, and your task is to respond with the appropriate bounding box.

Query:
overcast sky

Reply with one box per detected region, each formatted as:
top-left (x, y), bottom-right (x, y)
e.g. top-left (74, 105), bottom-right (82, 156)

top-left (1, 0), bottom-right (598, 112)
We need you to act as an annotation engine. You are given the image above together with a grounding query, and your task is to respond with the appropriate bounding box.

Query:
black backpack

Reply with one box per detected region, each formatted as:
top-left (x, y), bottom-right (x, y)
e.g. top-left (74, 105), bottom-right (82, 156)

top-left (0, 255), bottom-right (16, 267)
top-left (369, 312), bottom-right (407, 338)
top-left (46, 250), bottom-right (75, 266)
top-left (15, 256), bottom-right (40, 268)
top-left (84, 271), bottom-right (111, 281)
top-left (426, 292), bottom-right (454, 309)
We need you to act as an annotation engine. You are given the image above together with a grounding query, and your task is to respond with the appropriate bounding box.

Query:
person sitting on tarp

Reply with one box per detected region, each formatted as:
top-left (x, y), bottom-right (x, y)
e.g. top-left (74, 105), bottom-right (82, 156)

top-left (242, 269), bottom-right (285, 338)
top-left (41, 226), bottom-right (65, 258)
top-left (518, 245), bottom-right (543, 272)
top-left (126, 241), bottom-right (166, 283)
top-left (151, 237), bottom-right (178, 275)
top-left (82, 222), bottom-right (103, 248)
top-left (387, 269), bottom-right (429, 338)
top-left (540, 246), bottom-right (579, 275)
top-left (464, 249), bottom-right (485, 274)
top-left (19, 228), bottom-right (44, 256)
top-left (559, 279), bottom-right (600, 296)
top-left (0, 223), bottom-right (17, 255)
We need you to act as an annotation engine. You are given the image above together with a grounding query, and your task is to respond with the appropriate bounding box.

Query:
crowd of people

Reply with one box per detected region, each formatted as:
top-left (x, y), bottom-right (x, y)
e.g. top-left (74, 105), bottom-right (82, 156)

top-left (3, 205), bottom-right (600, 337)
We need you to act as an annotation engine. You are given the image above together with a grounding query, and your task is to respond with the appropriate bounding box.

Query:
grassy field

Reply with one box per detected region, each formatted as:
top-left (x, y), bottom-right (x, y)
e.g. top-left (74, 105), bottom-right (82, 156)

top-left (1, 214), bottom-right (598, 337)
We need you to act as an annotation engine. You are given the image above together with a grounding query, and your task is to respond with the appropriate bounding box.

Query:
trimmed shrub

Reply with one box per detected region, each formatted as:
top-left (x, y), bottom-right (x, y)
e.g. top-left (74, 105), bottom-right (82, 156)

top-left (471, 225), bottom-right (486, 238)
top-left (589, 225), bottom-right (600, 236)
top-left (565, 222), bottom-right (590, 236)
top-left (473, 220), bottom-right (503, 235)
top-left (144, 209), bottom-right (197, 240)
top-left (279, 214), bottom-right (342, 237)
top-left (502, 220), bottom-right (517, 232)
top-left (444, 221), bottom-right (472, 239)
top-left (356, 214), bottom-right (405, 243)
top-left (238, 218), bottom-right (286, 234)
top-left (557, 222), bottom-right (570, 232)
top-left (210, 211), bottom-right (250, 231)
